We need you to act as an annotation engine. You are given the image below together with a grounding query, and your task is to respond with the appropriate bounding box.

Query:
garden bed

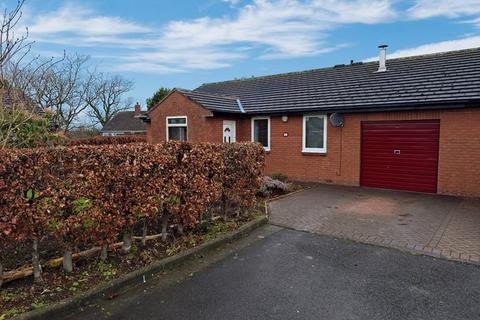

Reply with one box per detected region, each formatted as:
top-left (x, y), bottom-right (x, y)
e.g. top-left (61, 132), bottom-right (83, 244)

top-left (258, 174), bottom-right (304, 200)
top-left (266, 183), bottom-right (304, 200)
top-left (0, 202), bottom-right (265, 319)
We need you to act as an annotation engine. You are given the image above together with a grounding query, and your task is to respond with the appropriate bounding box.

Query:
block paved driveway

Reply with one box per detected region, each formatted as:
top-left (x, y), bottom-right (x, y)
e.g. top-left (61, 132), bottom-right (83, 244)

top-left (269, 184), bottom-right (480, 264)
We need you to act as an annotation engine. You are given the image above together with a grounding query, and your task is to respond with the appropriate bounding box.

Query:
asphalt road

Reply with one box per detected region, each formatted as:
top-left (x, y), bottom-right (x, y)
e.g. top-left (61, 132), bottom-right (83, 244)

top-left (68, 225), bottom-right (480, 320)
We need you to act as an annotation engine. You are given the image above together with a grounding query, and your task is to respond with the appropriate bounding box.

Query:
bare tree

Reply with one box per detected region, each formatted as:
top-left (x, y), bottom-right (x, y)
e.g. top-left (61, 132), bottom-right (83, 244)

top-left (0, 0), bottom-right (60, 150)
top-left (0, 0), bottom-right (32, 147)
top-left (0, 0), bottom-right (74, 147)
top-left (0, 0), bottom-right (31, 81)
top-left (86, 73), bottom-right (134, 126)
top-left (26, 53), bottom-right (92, 131)
top-left (0, 1), bottom-right (134, 138)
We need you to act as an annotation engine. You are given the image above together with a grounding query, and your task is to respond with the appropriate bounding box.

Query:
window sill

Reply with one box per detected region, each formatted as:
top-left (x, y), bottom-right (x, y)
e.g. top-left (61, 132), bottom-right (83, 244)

top-left (302, 151), bottom-right (327, 156)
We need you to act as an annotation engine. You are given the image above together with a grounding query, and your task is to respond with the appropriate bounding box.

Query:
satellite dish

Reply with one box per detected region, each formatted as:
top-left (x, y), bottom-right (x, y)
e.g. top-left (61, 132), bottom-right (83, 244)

top-left (330, 113), bottom-right (344, 127)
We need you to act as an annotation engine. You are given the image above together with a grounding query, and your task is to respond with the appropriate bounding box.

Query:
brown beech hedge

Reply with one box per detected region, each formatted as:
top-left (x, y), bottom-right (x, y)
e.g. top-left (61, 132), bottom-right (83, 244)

top-left (0, 141), bottom-right (264, 284)
top-left (62, 135), bottom-right (147, 146)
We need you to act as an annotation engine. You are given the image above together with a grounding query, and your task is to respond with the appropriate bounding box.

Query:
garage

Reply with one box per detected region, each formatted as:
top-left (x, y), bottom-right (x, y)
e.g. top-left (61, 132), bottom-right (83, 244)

top-left (360, 120), bottom-right (440, 193)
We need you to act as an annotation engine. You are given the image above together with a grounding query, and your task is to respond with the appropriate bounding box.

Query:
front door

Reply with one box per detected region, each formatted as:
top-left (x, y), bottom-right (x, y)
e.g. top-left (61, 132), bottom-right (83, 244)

top-left (223, 120), bottom-right (236, 143)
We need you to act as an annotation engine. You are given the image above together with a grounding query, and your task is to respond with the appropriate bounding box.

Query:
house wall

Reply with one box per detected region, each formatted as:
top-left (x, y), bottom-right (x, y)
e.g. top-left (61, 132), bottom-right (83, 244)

top-left (248, 108), bottom-right (480, 197)
top-left (147, 91), bottom-right (246, 144)
top-left (147, 94), bottom-right (480, 197)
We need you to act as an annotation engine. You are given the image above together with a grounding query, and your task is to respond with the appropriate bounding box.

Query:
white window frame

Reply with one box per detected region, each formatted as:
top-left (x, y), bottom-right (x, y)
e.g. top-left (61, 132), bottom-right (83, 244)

top-left (302, 114), bottom-right (327, 153)
top-left (166, 116), bottom-right (188, 141)
top-left (251, 116), bottom-right (271, 151)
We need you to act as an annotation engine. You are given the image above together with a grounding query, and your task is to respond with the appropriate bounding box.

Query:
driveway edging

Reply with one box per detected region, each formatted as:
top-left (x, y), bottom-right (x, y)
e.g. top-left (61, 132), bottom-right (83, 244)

top-left (349, 231), bottom-right (480, 266)
top-left (271, 221), bottom-right (480, 266)
top-left (15, 216), bottom-right (268, 320)
top-left (265, 188), bottom-right (309, 219)
top-left (267, 187), bottom-right (309, 203)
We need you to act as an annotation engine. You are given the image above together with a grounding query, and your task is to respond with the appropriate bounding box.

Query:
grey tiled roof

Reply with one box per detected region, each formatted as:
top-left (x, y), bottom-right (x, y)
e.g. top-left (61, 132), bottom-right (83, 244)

top-left (194, 48), bottom-right (480, 114)
top-left (179, 89), bottom-right (242, 113)
top-left (101, 111), bottom-right (147, 132)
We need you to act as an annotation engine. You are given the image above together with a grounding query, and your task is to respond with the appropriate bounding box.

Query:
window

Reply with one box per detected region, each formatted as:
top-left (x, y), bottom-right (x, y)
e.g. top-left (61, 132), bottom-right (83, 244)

top-left (302, 115), bottom-right (327, 153)
top-left (166, 116), bottom-right (187, 141)
top-left (251, 117), bottom-right (270, 151)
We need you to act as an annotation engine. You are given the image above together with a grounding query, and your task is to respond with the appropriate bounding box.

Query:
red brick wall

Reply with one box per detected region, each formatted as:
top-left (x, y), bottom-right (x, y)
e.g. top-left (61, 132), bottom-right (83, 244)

top-left (243, 109), bottom-right (480, 197)
top-left (147, 93), bottom-right (480, 197)
top-left (147, 91), bottom-right (247, 144)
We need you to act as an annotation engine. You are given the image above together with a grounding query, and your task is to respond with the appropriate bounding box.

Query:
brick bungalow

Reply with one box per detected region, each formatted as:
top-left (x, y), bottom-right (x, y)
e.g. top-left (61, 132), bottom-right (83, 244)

top-left (144, 47), bottom-right (480, 197)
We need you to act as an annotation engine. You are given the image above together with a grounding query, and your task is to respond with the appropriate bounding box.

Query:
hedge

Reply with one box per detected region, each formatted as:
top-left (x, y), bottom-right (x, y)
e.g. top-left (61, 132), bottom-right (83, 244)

top-left (61, 135), bottom-right (147, 146)
top-left (0, 141), bottom-right (264, 284)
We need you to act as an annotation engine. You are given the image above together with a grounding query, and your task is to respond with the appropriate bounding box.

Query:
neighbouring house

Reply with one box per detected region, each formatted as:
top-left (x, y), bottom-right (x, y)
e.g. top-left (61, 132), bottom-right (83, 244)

top-left (143, 46), bottom-right (480, 197)
top-left (101, 103), bottom-right (147, 136)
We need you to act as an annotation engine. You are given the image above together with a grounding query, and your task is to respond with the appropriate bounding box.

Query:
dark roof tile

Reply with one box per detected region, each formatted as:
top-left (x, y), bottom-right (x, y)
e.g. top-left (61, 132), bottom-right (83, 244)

top-left (179, 89), bottom-right (242, 113)
top-left (101, 111), bottom-right (146, 132)
top-left (194, 48), bottom-right (480, 114)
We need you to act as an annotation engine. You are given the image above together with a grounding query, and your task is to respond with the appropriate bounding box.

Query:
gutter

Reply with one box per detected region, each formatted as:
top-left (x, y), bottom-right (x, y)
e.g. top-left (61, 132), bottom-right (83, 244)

top-left (100, 130), bottom-right (146, 134)
top-left (243, 100), bottom-right (479, 116)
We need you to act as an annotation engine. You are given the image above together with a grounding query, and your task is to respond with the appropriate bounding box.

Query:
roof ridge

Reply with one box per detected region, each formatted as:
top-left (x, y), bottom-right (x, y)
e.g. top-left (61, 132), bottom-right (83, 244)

top-left (197, 47), bottom-right (480, 87)
top-left (378, 46), bottom-right (480, 62)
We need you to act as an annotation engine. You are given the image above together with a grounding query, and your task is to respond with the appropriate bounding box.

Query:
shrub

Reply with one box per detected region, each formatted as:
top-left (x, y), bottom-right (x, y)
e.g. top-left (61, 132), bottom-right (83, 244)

top-left (262, 176), bottom-right (290, 192)
top-left (220, 143), bottom-right (265, 217)
top-left (61, 135), bottom-right (146, 146)
top-left (0, 141), bottom-right (264, 283)
top-left (271, 173), bottom-right (289, 183)
top-left (0, 108), bottom-right (59, 149)
top-left (256, 185), bottom-right (269, 198)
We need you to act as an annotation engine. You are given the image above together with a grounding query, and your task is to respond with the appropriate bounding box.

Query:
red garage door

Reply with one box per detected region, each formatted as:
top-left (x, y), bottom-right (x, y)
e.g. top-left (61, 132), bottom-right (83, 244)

top-left (360, 120), bottom-right (440, 193)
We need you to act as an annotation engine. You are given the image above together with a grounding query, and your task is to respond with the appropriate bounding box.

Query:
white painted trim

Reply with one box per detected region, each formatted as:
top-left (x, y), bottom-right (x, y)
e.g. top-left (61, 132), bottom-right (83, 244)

top-left (302, 114), bottom-right (327, 153)
top-left (236, 99), bottom-right (246, 113)
top-left (166, 116), bottom-right (188, 141)
top-left (101, 130), bottom-right (146, 135)
top-left (102, 133), bottom-right (144, 137)
top-left (251, 116), bottom-right (271, 151)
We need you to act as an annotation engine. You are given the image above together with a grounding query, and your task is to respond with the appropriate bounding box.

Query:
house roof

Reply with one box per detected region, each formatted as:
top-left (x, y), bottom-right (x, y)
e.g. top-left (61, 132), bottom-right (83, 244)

top-left (193, 48), bottom-right (480, 114)
top-left (178, 89), bottom-right (243, 113)
top-left (101, 111), bottom-right (147, 132)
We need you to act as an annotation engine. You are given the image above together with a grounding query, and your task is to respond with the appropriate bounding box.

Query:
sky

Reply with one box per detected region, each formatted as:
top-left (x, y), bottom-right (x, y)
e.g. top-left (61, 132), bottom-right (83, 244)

top-left (14, 0), bottom-right (480, 108)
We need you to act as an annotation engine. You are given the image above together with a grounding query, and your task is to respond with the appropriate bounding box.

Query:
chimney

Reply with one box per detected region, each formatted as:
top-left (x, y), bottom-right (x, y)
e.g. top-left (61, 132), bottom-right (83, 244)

top-left (377, 44), bottom-right (388, 72)
top-left (134, 102), bottom-right (141, 116)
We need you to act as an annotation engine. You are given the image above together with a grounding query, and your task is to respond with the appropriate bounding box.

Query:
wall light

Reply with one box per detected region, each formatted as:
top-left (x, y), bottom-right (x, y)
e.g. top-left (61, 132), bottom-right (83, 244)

top-left (281, 116), bottom-right (288, 122)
